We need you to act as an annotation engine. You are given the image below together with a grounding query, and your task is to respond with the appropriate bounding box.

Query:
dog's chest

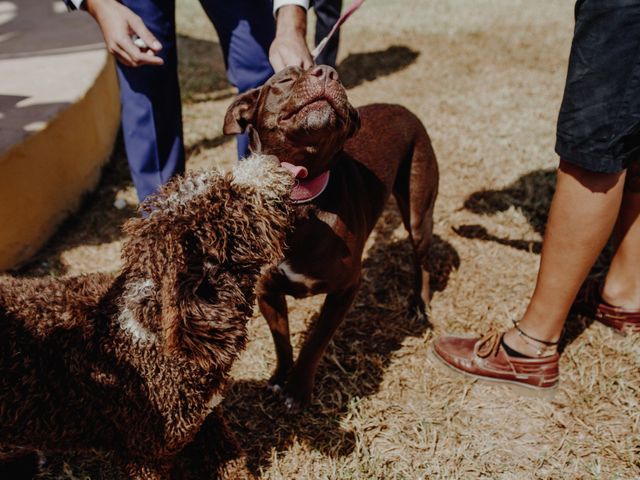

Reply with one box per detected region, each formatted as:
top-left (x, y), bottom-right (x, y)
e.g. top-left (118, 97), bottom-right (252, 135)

top-left (276, 204), bottom-right (366, 297)
top-left (276, 261), bottom-right (321, 297)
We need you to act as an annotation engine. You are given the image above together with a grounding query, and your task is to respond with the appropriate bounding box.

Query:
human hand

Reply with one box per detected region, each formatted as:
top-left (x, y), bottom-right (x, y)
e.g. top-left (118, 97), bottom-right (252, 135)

top-left (269, 5), bottom-right (313, 72)
top-left (85, 0), bottom-right (163, 67)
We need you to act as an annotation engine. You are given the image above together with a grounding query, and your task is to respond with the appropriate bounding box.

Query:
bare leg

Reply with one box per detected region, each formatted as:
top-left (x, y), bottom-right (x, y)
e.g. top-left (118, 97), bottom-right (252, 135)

top-left (601, 187), bottom-right (640, 309)
top-left (503, 160), bottom-right (627, 354)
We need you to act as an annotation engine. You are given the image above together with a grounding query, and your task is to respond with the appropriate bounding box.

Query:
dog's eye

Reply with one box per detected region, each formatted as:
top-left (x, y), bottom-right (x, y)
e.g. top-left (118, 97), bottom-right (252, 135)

top-left (277, 77), bottom-right (294, 85)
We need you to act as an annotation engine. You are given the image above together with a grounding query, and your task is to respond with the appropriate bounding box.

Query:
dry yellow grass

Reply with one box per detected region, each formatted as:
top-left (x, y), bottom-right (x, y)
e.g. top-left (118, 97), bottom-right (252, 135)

top-left (16, 0), bottom-right (640, 478)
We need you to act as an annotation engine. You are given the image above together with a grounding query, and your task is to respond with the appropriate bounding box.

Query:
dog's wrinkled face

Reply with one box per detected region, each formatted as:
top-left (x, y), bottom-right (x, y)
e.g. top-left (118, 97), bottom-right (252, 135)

top-left (223, 65), bottom-right (360, 178)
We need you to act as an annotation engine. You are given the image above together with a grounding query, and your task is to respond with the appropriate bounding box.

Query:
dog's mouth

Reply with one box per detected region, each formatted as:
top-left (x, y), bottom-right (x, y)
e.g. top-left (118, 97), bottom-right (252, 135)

top-left (279, 96), bottom-right (343, 124)
top-left (281, 162), bottom-right (308, 179)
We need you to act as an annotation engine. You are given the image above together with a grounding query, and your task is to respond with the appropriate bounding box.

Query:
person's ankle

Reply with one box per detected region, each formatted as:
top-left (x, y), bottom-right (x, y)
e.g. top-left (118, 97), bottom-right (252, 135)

top-left (601, 279), bottom-right (640, 310)
top-left (503, 326), bottom-right (558, 358)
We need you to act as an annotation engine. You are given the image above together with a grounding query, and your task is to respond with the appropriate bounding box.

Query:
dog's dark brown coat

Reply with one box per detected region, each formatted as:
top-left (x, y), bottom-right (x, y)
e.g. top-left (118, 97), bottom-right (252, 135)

top-left (0, 157), bottom-right (293, 479)
top-left (224, 66), bottom-right (439, 409)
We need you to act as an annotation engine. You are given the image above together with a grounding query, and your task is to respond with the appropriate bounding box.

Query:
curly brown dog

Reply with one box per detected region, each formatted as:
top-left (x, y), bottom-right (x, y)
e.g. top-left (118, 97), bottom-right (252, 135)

top-left (0, 156), bottom-right (294, 479)
top-left (224, 65), bottom-right (439, 410)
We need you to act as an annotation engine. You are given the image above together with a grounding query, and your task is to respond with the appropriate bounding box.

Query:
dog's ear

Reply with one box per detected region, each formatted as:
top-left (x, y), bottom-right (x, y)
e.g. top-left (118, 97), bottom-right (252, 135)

top-left (129, 179), bottom-right (247, 371)
top-left (246, 125), bottom-right (263, 153)
top-left (223, 88), bottom-right (261, 135)
top-left (347, 104), bottom-right (361, 139)
top-left (158, 236), bottom-right (250, 371)
top-left (126, 167), bottom-right (290, 371)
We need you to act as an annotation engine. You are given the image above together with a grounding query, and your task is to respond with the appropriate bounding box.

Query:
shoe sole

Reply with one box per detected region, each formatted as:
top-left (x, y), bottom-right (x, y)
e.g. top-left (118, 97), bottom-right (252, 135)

top-left (573, 304), bottom-right (639, 337)
top-left (574, 311), bottom-right (633, 337)
top-left (596, 318), bottom-right (639, 337)
top-left (428, 347), bottom-right (558, 400)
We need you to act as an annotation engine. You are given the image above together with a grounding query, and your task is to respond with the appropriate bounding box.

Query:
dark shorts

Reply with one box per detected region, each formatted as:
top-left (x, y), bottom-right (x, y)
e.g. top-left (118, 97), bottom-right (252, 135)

top-left (555, 0), bottom-right (640, 174)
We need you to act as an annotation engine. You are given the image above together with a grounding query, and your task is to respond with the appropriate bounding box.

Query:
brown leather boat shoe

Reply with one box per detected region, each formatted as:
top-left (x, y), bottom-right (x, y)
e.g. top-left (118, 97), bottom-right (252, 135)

top-left (573, 279), bottom-right (640, 336)
top-left (430, 331), bottom-right (559, 398)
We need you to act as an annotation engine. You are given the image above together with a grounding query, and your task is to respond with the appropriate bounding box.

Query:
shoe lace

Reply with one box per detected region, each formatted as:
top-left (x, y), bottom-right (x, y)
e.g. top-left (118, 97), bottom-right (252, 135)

top-left (476, 330), bottom-right (502, 358)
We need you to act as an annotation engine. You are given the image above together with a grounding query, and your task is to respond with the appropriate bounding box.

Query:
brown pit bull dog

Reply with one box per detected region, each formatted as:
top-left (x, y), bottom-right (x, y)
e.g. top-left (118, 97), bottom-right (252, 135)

top-left (224, 65), bottom-right (439, 410)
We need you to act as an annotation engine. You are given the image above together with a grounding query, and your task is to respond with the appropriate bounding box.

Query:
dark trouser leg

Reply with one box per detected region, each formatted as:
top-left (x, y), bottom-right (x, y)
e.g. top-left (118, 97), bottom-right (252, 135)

top-left (201, 0), bottom-right (275, 158)
top-left (313, 0), bottom-right (342, 67)
top-left (117, 0), bottom-right (184, 202)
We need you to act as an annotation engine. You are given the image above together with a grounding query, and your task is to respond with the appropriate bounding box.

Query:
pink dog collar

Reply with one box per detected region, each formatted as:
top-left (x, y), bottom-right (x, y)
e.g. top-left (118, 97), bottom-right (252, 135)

top-left (291, 171), bottom-right (330, 204)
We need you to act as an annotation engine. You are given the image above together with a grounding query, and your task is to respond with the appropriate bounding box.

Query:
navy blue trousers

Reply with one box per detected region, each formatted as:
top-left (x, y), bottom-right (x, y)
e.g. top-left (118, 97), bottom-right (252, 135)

top-left (117, 0), bottom-right (275, 201)
top-left (117, 0), bottom-right (342, 201)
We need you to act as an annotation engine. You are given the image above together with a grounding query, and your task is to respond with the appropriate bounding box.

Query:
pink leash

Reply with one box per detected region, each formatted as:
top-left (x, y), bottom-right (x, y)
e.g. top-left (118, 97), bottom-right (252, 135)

top-left (311, 0), bottom-right (366, 61)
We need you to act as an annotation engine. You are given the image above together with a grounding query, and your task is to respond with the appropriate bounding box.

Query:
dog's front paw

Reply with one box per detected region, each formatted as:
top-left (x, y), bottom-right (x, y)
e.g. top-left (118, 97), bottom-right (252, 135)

top-left (266, 381), bottom-right (283, 394)
top-left (266, 369), bottom-right (289, 395)
top-left (283, 395), bottom-right (303, 412)
top-left (407, 296), bottom-right (432, 327)
top-left (282, 382), bottom-right (312, 412)
top-left (266, 379), bottom-right (310, 412)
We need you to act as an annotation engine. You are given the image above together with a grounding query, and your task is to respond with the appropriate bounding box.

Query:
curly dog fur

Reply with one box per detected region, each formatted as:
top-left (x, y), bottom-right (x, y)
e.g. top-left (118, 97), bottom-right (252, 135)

top-left (0, 155), bottom-right (294, 479)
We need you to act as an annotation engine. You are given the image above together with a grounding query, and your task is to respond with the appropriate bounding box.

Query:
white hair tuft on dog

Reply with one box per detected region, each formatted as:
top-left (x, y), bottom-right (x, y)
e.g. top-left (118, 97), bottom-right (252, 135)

top-left (144, 154), bottom-right (293, 218)
top-left (118, 279), bottom-right (157, 343)
top-left (232, 154), bottom-right (293, 193)
top-left (163, 171), bottom-right (215, 209)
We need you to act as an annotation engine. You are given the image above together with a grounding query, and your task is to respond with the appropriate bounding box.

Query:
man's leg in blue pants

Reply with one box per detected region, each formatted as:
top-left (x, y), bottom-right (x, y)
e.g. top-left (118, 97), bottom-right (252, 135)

top-left (200, 0), bottom-right (275, 159)
top-left (117, 0), bottom-right (185, 202)
top-left (313, 0), bottom-right (342, 68)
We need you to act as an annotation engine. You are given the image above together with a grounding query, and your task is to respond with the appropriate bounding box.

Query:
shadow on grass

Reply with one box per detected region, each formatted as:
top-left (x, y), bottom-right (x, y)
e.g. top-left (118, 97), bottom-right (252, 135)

top-left (224, 202), bottom-right (459, 474)
top-left (453, 224), bottom-right (542, 254)
top-left (454, 167), bottom-right (613, 350)
top-left (177, 34), bottom-right (233, 103)
top-left (185, 132), bottom-right (234, 158)
top-left (338, 45), bottom-right (420, 89)
top-left (459, 168), bottom-right (556, 240)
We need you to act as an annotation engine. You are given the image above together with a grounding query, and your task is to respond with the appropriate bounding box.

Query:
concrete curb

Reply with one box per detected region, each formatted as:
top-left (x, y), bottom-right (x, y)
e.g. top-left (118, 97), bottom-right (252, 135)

top-left (0, 54), bottom-right (120, 270)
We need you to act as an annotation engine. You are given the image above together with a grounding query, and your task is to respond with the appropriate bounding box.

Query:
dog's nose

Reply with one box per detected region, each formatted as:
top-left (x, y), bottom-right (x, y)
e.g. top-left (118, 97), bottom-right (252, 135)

top-left (309, 65), bottom-right (339, 83)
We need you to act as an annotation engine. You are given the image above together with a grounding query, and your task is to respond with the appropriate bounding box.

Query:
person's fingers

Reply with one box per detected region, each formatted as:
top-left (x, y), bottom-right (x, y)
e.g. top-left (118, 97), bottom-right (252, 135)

top-left (114, 41), bottom-right (162, 67)
top-left (111, 44), bottom-right (135, 67)
top-left (138, 49), bottom-right (164, 66)
top-left (115, 34), bottom-right (161, 67)
top-left (290, 50), bottom-right (311, 69)
top-left (300, 52), bottom-right (313, 69)
top-left (118, 35), bottom-right (145, 66)
top-left (293, 39), bottom-right (313, 69)
top-left (271, 57), bottom-right (285, 72)
top-left (270, 37), bottom-right (314, 72)
top-left (128, 14), bottom-right (162, 52)
top-left (281, 51), bottom-right (297, 67)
